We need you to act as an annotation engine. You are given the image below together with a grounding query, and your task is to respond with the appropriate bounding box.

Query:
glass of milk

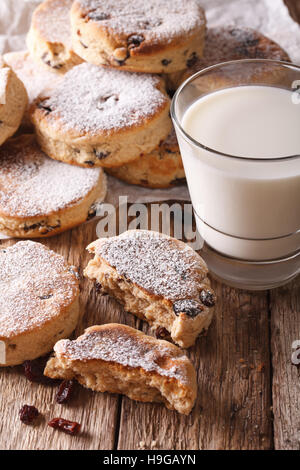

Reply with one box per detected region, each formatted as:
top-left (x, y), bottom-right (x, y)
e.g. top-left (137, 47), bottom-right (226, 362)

top-left (171, 60), bottom-right (300, 290)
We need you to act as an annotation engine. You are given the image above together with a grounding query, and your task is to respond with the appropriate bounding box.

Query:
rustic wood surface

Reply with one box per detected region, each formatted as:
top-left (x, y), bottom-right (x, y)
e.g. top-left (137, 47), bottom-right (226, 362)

top-left (0, 0), bottom-right (299, 451)
top-left (0, 211), bottom-right (298, 451)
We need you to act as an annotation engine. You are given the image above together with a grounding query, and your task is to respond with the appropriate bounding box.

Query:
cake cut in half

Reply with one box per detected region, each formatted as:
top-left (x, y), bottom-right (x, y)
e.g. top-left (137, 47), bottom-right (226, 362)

top-left (84, 230), bottom-right (216, 348)
top-left (44, 324), bottom-right (197, 414)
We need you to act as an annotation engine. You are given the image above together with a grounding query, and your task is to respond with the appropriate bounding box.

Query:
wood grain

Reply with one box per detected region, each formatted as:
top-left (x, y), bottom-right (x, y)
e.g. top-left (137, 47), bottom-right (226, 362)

top-left (0, 0), bottom-right (299, 451)
top-left (0, 211), bottom-right (275, 450)
top-left (117, 282), bottom-right (273, 450)
top-left (0, 221), bottom-right (138, 450)
top-left (270, 278), bottom-right (300, 450)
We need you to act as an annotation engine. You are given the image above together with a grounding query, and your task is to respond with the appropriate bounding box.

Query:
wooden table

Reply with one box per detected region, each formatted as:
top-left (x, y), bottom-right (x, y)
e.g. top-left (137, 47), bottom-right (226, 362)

top-left (0, 0), bottom-right (300, 452)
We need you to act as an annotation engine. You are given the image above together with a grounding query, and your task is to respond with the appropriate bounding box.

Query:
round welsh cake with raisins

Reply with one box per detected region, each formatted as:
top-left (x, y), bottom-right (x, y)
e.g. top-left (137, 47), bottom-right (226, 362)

top-left (0, 135), bottom-right (106, 238)
top-left (0, 241), bottom-right (80, 366)
top-left (106, 130), bottom-right (185, 188)
top-left (27, 0), bottom-right (82, 73)
top-left (30, 63), bottom-right (171, 168)
top-left (71, 0), bottom-right (206, 74)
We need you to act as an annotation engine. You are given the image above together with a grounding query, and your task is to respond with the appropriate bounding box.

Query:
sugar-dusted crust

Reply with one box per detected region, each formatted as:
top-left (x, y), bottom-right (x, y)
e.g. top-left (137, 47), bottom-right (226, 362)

top-left (0, 56), bottom-right (28, 145)
top-left (27, 0), bottom-right (82, 73)
top-left (84, 231), bottom-right (216, 348)
top-left (165, 26), bottom-right (291, 91)
top-left (0, 241), bottom-right (80, 366)
top-left (30, 63), bottom-right (171, 168)
top-left (71, 0), bottom-right (206, 73)
top-left (3, 51), bottom-right (63, 131)
top-left (0, 135), bottom-right (107, 238)
top-left (106, 130), bottom-right (185, 188)
top-left (44, 324), bottom-right (197, 414)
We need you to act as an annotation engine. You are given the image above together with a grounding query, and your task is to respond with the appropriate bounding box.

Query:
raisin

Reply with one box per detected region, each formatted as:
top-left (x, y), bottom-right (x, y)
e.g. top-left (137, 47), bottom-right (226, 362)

top-left (87, 205), bottom-right (97, 220)
top-left (200, 289), bottom-right (216, 307)
top-left (162, 59), bottom-right (172, 66)
top-left (88, 12), bottom-right (110, 21)
top-left (84, 160), bottom-right (95, 166)
top-left (48, 418), bottom-right (81, 436)
top-left (173, 299), bottom-right (203, 317)
top-left (80, 40), bottom-right (88, 49)
top-left (19, 405), bottom-right (39, 425)
top-left (38, 294), bottom-right (53, 300)
top-left (51, 64), bottom-right (63, 70)
top-left (69, 266), bottom-right (81, 281)
top-left (56, 380), bottom-right (75, 404)
top-left (186, 52), bottom-right (198, 68)
top-left (170, 177), bottom-right (186, 186)
top-left (37, 103), bottom-right (52, 114)
top-left (128, 34), bottom-right (145, 49)
top-left (94, 281), bottom-right (103, 293)
top-left (155, 327), bottom-right (170, 340)
top-left (244, 38), bottom-right (259, 47)
top-left (93, 150), bottom-right (111, 160)
top-left (23, 223), bottom-right (39, 232)
top-left (41, 54), bottom-right (63, 70)
top-left (23, 358), bottom-right (55, 385)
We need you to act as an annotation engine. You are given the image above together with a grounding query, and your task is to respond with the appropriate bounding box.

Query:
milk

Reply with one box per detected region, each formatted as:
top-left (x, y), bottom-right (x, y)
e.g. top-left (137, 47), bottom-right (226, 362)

top-left (180, 86), bottom-right (300, 261)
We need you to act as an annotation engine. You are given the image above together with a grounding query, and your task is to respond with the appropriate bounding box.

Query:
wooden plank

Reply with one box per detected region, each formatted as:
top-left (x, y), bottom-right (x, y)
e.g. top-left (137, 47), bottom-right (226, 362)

top-left (0, 220), bottom-right (134, 450)
top-left (117, 280), bottom-right (273, 450)
top-left (270, 277), bottom-right (300, 450)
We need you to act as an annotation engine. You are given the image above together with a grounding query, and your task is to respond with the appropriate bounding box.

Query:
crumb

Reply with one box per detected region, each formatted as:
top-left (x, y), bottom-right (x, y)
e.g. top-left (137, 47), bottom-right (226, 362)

top-left (139, 440), bottom-right (146, 450)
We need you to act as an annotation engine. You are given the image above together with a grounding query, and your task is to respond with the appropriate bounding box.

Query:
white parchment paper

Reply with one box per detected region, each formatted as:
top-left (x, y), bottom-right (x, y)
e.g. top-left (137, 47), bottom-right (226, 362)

top-left (0, 0), bottom-right (299, 208)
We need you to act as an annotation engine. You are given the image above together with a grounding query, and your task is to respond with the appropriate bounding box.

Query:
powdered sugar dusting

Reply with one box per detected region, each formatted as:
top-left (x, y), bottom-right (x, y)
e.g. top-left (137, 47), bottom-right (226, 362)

top-left (0, 135), bottom-right (103, 217)
top-left (33, 0), bottom-right (73, 46)
top-left (93, 230), bottom-right (208, 302)
top-left (56, 325), bottom-right (190, 384)
top-left (4, 51), bottom-right (63, 106)
top-left (78, 0), bottom-right (205, 44)
top-left (40, 63), bottom-right (168, 135)
top-left (187, 26), bottom-right (290, 74)
top-left (0, 241), bottom-right (79, 337)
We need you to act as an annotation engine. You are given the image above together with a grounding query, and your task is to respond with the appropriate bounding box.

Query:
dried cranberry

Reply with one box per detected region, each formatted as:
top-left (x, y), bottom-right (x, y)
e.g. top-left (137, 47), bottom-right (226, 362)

top-left (19, 405), bottom-right (39, 425)
top-left (200, 289), bottom-right (216, 307)
top-left (56, 380), bottom-right (75, 404)
top-left (48, 418), bottom-right (81, 436)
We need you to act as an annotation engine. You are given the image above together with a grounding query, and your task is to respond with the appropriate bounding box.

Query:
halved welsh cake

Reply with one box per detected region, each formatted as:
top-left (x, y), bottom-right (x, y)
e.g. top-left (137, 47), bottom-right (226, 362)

top-left (84, 230), bottom-right (216, 348)
top-left (44, 324), bottom-right (197, 414)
